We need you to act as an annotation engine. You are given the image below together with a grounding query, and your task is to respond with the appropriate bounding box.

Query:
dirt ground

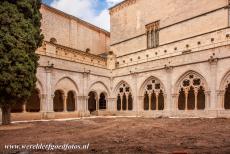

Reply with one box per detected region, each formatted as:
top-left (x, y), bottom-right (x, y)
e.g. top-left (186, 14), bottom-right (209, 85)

top-left (0, 117), bottom-right (230, 154)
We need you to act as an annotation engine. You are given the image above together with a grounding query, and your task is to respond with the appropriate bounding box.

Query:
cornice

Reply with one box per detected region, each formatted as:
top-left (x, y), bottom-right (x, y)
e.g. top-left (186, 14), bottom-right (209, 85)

top-left (109, 0), bottom-right (137, 15)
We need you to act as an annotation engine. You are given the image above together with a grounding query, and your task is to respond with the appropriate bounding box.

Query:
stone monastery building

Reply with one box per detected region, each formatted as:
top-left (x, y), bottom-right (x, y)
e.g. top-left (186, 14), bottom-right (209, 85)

top-left (8, 0), bottom-right (230, 120)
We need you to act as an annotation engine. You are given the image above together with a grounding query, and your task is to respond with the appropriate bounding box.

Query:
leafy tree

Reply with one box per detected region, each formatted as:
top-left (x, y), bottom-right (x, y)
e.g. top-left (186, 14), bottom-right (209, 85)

top-left (0, 0), bottom-right (43, 125)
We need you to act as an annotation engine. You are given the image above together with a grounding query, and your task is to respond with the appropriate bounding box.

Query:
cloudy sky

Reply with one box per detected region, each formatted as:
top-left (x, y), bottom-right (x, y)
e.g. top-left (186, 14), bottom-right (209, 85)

top-left (42, 0), bottom-right (123, 31)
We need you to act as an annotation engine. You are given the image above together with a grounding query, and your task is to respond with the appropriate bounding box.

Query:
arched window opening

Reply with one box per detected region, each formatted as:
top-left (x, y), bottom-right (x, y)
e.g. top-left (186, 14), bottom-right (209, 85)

top-left (116, 83), bottom-right (133, 111)
top-left (67, 91), bottom-right (75, 112)
top-left (53, 90), bottom-right (64, 112)
top-left (197, 86), bottom-right (205, 110)
top-left (99, 93), bottom-right (106, 110)
top-left (26, 89), bottom-right (40, 112)
top-left (88, 91), bottom-right (96, 113)
top-left (117, 94), bottom-right (121, 111)
top-left (143, 78), bottom-right (165, 111)
top-left (187, 87), bottom-right (195, 110)
top-left (122, 93), bottom-right (127, 110)
top-left (11, 102), bottom-right (23, 113)
top-left (151, 91), bottom-right (156, 110)
top-left (144, 91), bottom-right (149, 110)
top-left (178, 88), bottom-right (185, 110)
top-left (158, 90), bottom-right (164, 110)
top-left (128, 93), bottom-right (133, 110)
top-left (224, 84), bottom-right (230, 109)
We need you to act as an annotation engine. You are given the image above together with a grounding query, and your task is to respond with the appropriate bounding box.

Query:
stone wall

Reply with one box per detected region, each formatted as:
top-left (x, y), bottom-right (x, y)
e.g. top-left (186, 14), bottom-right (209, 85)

top-left (110, 0), bottom-right (228, 56)
top-left (41, 4), bottom-right (110, 55)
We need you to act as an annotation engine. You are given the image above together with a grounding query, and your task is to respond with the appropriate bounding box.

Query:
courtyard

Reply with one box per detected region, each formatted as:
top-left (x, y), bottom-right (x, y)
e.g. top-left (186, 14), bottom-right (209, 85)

top-left (0, 117), bottom-right (230, 153)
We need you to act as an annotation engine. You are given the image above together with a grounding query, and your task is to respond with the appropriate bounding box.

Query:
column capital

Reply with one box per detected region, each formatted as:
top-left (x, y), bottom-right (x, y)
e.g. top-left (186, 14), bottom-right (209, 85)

top-left (216, 90), bottom-right (225, 95)
top-left (172, 93), bottom-right (179, 97)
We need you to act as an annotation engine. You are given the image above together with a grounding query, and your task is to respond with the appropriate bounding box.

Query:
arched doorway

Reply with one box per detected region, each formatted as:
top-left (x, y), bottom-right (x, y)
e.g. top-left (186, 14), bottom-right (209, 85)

top-left (67, 91), bottom-right (76, 112)
top-left (224, 84), bottom-right (230, 109)
top-left (53, 90), bottom-right (64, 112)
top-left (26, 89), bottom-right (40, 112)
top-left (99, 93), bottom-right (106, 110)
top-left (88, 91), bottom-right (97, 113)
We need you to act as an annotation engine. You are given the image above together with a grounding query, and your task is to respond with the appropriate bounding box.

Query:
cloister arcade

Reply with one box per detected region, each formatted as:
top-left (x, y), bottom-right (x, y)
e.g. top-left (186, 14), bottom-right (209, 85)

top-left (175, 71), bottom-right (207, 111)
top-left (9, 70), bottom-right (230, 118)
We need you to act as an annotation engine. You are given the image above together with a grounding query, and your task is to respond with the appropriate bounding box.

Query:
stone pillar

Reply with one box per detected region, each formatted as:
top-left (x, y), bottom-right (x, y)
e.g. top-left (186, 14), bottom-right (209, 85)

top-left (156, 92), bottom-right (159, 110)
top-left (23, 101), bottom-right (27, 113)
top-left (205, 91), bottom-right (211, 110)
top-left (45, 67), bottom-right (53, 112)
top-left (217, 90), bottom-right (225, 110)
top-left (165, 66), bottom-right (173, 111)
top-left (108, 97), bottom-right (116, 111)
top-left (172, 94), bottom-right (179, 111)
top-left (209, 58), bottom-right (218, 110)
top-left (137, 96), bottom-right (144, 114)
top-left (74, 95), bottom-right (78, 111)
top-left (63, 94), bottom-right (67, 112)
top-left (40, 94), bottom-right (46, 112)
top-left (126, 93), bottom-right (129, 111)
top-left (195, 89), bottom-right (198, 110)
top-left (185, 90), bottom-right (188, 111)
top-left (148, 93), bottom-right (151, 110)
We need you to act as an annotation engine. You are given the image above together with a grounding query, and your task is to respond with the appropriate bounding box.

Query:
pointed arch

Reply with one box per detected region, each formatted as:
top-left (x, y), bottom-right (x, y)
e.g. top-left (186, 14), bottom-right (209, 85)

top-left (139, 76), bottom-right (166, 111)
top-left (219, 70), bottom-right (230, 91)
top-left (174, 70), bottom-right (208, 93)
top-left (114, 80), bottom-right (132, 94)
top-left (139, 76), bottom-right (166, 96)
top-left (89, 81), bottom-right (110, 96)
top-left (219, 70), bottom-right (230, 109)
top-left (114, 80), bottom-right (133, 111)
top-left (54, 76), bottom-right (79, 95)
top-left (175, 70), bottom-right (208, 110)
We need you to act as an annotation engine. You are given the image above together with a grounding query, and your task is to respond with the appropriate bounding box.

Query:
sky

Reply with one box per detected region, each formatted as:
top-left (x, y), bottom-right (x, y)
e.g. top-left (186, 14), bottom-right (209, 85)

top-left (42, 0), bottom-right (124, 31)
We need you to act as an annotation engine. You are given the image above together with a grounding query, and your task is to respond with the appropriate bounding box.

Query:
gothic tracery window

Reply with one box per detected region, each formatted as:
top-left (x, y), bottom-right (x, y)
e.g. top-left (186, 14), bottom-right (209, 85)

top-left (178, 73), bottom-right (206, 110)
top-left (146, 21), bottom-right (160, 48)
top-left (117, 83), bottom-right (133, 111)
top-left (143, 79), bottom-right (165, 110)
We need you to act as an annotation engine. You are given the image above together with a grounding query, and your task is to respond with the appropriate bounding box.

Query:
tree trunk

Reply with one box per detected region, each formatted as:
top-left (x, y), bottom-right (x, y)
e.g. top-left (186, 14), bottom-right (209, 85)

top-left (1, 105), bottom-right (11, 125)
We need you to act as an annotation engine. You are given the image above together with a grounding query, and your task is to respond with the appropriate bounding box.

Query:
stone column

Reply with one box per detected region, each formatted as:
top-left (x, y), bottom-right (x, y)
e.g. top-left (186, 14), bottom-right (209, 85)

top-left (63, 94), bottom-right (67, 112)
top-left (185, 90), bottom-right (188, 111)
top-left (209, 58), bottom-right (218, 110)
top-left (74, 95), bottom-right (78, 111)
top-left (45, 67), bottom-right (53, 112)
top-left (108, 97), bottom-right (116, 111)
top-left (40, 94), bottom-right (46, 112)
top-left (165, 66), bottom-right (173, 111)
top-left (217, 90), bottom-right (225, 110)
top-left (195, 89), bottom-right (198, 110)
top-left (148, 93), bottom-right (151, 110)
top-left (23, 101), bottom-right (27, 113)
top-left (137, 96), bottom-right (144, 115)
top-left (172, 94), bottom-right (179, 111)
top-left (156, 92), bottom-right (159, 110)
top-left (205, 91), bottom-right (211, 110)
top-left (126, 93), bottom-right (129, 111)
